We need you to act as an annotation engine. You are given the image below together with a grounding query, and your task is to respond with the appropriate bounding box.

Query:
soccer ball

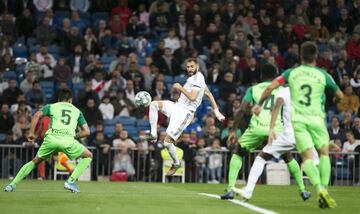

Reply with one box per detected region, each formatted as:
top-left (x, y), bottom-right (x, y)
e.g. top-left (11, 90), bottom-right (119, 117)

top-left (135, 91), bottom-right (152, 107)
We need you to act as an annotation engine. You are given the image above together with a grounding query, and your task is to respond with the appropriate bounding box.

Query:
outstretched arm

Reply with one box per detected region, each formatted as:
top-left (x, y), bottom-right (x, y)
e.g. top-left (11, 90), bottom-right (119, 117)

top-left (28, 111), bottom-right (43, 143)
top-left (204, 86), bottom-right (225, 121)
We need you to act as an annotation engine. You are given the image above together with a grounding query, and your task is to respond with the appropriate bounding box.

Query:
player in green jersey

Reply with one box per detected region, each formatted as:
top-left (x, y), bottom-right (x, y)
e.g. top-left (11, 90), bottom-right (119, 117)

top-left (4, 88), bottom-right (92, 193)
top-left (220, 64), bottom-right (285, 199)
top-left (252, 42), bottom-right (344, 209)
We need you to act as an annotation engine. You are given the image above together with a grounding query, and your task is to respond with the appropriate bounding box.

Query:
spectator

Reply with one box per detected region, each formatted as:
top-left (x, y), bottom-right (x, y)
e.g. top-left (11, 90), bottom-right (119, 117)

top-left (156, 47), bottom-right (181, 76)
top-left (87, 121), bottom-right (103, 145)
top-left (149, 1), bottom-right (171, 36)
top-left (0, 72), bottom-right (9, 96)
top-left (285, 44), bottom-right (300, 69)
top-left (242, 57), bottom-right (260, 86)
top-left (151, 80), bottom-right (170, 100)
top-left (329, 30), bottom-right (346, 58)
top-left (25, 81), bottom-right (45, 108)
top-left (345, 32), bottom-right (360, 61)
top-left (135, 3), bottom-right (149, 28)
top-left (110, 122), bottom-right (124, 142)
top-left (205, 138), bottom-right (226, 183)
top-left (309, 16), bottom-right (330, 44)
top-left (84, 27), bottom-right (101, 56)
top-left (12, 114), bottom-right (30, 141)
top-left (293, 15), bottom-right (308, 41)
top-left (70, 0), bottom-right (90, 13)
top-left (99, 96), bottom-right (114, 120)
top-left (1, 14), bottom-right (16, 41)
top-left (82, 98), bottom-right (103, 127)
top-left (126, 15), bottom-right (146, 38)
top-left (2, 79), bottom-right (22, 106)
top-left (91, 70), bottom-right (111, 99)
top-left (342, 110), bottom-right (353, 131)
top-left (20, 71), bottom-right (34, 94)
top-left (194, 138), bottom-right (207, 183)
top-left (343, 131), bottom-right (360, 158)
top-left (219, 72), bottom-right (237, 101)
top-left (207, 61), bottom-right (222, 85)
top-left (36, 46), bottom-right (56, 67)
top-left (66, 26), bottom-right (85, 54)
top-left (133, 33), bottom-right (150, 58)
top-left (174, 14), bottom-right (188, 39)
top-left (109, 14), bottom-right (126, 36)
top-left (328, 116), bottom-right (346, 143)
top-left (111, 0), bottom-right (132, 25)
top-left (15, 9), bottom-right (36, 39)
top-left (111, 89), bottom-right (135, 117)
top-left (220, 118), bottom-right (241, 146)
top-left (164, 28), bottom-right (180, 53)
top-left (0, 103), bottom-right (14, 133)
top-left (337, 85), bottom-right (360, 114)
top-left (204, 125), bottom-right (220, 147)
top-left (89, 131), bottom-right (111, 175)
top-left (35, 17), bottom-right (56, 46)
top-left (54, 57), bottom-right (72, 86)
top-left (112, 130), bottom-right (136, 176)
top-left (10, 93), bottom-right (31, 115)
top-left (352, 117), bottom-right (360, 140)
top-left (350, 68), bottom-right (360, 96)
top-left (68, 45), bottom-right (87, 82)
top-left (0, 53), bottom-right (15, 71)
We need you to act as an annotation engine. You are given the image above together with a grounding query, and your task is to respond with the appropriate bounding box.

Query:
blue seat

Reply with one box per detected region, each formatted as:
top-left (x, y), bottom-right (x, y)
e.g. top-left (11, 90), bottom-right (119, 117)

top-left (54, 11), bottom-right (70, 19)
top-left (29, 45), bottom-right (40, 53)
top-left (40, 81), bottom-right (54, 89)
top-left (0, 133), bottom-right (6, 142)
top-left (92, 12), bottom-right (109, 22)
top-left (47, 45), bottom-right (60, 55)
top-left (26, 37), bottom-right (38, 47)
top-left (100, 56), bottom-right (116, 64)
top-left (174, 74), bottom-right (187, 85)
top-left (104, 119), bottom-right (117, 126)
top-left (13, 45), bottom-right (28, 58)
top-left (117, 116), bottom-right (136, 126)
top-left (73, 82), bottom-right (84, 91)
top-left (136, 119), bottom-right (150, 130)
top-left (104, 126), bottom-right (115, 137)
top-left (4, 71), bottom-right (17, 80)
top-left (80, 12), bottom-right (91, 20)
top-left (124, 126), bottom-right (138, 137)
top-left (164, 75), bottom-right (173, 84)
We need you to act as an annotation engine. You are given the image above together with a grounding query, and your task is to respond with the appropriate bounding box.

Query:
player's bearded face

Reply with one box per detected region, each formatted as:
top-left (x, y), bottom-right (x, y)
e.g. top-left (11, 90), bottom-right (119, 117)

top-left (186, 63), bottom-right (198, 76)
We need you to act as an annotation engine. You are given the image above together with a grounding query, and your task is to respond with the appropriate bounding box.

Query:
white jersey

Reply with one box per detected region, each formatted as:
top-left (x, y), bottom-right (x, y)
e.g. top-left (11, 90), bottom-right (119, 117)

top-left (177, 72), bottom-right (206, 112)
top-left (278, 87), bottom-right (292, 130)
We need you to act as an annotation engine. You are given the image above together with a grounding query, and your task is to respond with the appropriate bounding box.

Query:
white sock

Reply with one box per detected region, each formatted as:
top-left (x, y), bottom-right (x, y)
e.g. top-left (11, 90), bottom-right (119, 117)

top-left (164, 141), bottom-right (180, 165)
top-left (149, 102), bottom-right (158, 137)
top-left (245, 156), bottom-right (266, 194)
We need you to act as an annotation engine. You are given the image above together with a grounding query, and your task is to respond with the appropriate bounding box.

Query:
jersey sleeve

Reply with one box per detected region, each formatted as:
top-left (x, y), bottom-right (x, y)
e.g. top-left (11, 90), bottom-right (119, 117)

top-left (41, 104), bottom-right (51, 116)
top-left (325, 72), bottom-right (339, 93)
top-left (77, 112), bottom-right (87, 126)
top-left (243, 87), bottom-right (253, 103)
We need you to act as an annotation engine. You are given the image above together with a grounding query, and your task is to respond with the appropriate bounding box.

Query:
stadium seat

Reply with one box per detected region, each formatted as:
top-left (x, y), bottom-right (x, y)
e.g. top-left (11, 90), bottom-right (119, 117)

top-left (136, 119), bottom-right (150, 130)
top-left (0, 133), bottom-right (6, 142)
top-left (117, 116), bottom-right (136, 126)
top-left (174, 74), bottom-right (187, 85)
top-left (40, 81), bottom-right (54, 89)
top-left (104, 126), bottom-right (115, 137)
top-left (100, 56), bottom-right (116, 64)
top-left (80, 12), bottom-right (91, 20)
top-left (47, 45), bottom-right (60, 55)
top-left (29, 45), bottom-right (40, 53)
top-left (26, 37), bottom-right (38, 47)
top-left (72, 82), bottom-right (84, 91)
top-left (92, 12), bottom-right (109, 22)
top-left (164, 75), bottom-right (173, 84)
top-left (4, 71), bottom-right (17, 80)
top-left (124, 126), bottom-right (138, 137)
top-left (104, 119), bottom-right (117, 126)
top-left (13, 45), bottom-right (28, 58)
top-left (54, 11), bottom-right (70, 19)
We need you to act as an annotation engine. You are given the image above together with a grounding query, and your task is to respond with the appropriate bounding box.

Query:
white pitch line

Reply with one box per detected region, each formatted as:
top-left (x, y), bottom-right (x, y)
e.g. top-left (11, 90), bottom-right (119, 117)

top-left (199, 193), bottom-right (278, 214)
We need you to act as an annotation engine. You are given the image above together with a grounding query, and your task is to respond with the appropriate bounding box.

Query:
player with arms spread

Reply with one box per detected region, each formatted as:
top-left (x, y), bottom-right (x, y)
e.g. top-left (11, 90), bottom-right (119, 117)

top-left (252, 42), bottom-right (343, 208)
top-left (4, 88), bottom-right (92, 193)
top-left (221, 64), bottom-right (284, 199)
top-left (233, 86), bottom-right (314, 201)
top-left (146, 58), bottom-right (225, 176)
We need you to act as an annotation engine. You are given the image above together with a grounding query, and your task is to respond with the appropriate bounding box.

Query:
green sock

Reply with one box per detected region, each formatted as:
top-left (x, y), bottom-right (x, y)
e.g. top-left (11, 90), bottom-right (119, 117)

top-left (287, 159), bottom-right (305, 192)
top-left (11, 161), bottom-right (36, 185)
top-left (318, 156), bottom-right (331, 189)
top-left (227, 154), bottom-right (242, 191)
top-left (68, 157), bottom-right (92, 183)
top-left (303, 159), bottom-right (321, 191)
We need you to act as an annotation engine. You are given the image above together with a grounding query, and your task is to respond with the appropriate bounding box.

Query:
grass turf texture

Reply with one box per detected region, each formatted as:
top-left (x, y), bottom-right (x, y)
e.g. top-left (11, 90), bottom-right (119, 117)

top-left (0, 180), bottom-right (359, 214)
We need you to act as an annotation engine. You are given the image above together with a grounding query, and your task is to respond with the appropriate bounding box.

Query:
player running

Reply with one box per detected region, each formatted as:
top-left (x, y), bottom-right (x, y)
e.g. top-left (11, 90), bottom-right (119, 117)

top-left (4, 88), bottom-right (92, 193)
top-left (233, 86), bottom-right (315, 201)
top-left (145, 58), bottom-right (225, 176)
top-left (220, 64), bottom-right (284, 200)
top-left (252, 42), bottom-right (343, 208)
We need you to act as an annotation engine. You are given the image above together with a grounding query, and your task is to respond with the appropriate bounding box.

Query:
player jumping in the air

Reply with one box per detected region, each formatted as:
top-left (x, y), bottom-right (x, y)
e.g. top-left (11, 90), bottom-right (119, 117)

top-left (4, 89), bottom-right (92, 193)
top-left (146, 58), bottom-right (225, 176)
top-left (252, 42), bottom-right (343, 209)
top-left (220, 64), bottom-right (284, 200)
top-left (233, 86), bottom-right (316, 201)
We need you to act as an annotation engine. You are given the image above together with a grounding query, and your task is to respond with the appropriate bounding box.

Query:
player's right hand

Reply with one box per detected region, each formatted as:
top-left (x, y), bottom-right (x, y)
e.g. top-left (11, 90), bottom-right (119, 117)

top-left (268, 129), bottom-right (276, 145)
top-left (251, 104), bottom-right (261, 115)
top-left (27, 134), bottom-right (36, 143)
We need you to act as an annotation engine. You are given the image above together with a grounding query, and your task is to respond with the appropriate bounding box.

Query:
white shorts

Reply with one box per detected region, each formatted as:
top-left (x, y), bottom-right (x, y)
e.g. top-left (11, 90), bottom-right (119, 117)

top-left (262, 129), bottom-right (320, 165)
top-left (160, 101), bottom-right (194, 141)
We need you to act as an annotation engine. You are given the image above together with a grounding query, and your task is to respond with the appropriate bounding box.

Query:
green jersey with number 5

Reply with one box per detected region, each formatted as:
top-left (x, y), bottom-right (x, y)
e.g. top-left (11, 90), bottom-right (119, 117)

top-left (281, 65), bottom-right (339, 122)
top-left (41, 102), bottom-right (87, 137)
top-left (243, 82), bottom-right (283, 130)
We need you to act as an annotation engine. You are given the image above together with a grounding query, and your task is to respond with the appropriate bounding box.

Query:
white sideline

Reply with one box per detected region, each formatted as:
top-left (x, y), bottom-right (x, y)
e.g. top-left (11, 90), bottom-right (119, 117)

top-left (199, 193), bottom-right (278, 214)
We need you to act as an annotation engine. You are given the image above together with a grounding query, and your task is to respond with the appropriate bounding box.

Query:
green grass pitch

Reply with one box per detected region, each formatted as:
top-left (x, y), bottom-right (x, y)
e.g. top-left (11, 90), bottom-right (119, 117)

top-left (0, 180), bottom-right (359, 214)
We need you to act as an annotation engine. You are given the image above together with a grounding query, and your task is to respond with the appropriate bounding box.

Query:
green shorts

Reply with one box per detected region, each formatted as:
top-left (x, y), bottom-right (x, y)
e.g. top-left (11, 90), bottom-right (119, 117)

top-left (37, 134), bottom-right (85, 160)
top-left (238, 127), bottom-right (269, 152)
top-left (292, 119), bottom-right (329, 153)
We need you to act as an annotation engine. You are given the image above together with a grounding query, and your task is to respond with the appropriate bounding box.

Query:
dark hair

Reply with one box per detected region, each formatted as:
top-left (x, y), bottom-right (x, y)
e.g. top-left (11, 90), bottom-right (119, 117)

top-left (58, 88), bottom-right (72, 101)
top-left (301, 41), bottom-right (318, 64)
top-left (186, 58), bottom-right (198, 64)
top-left (32, 80), bottom-right (40, 86)
top-left (261, 63), bottom-right (277, 79)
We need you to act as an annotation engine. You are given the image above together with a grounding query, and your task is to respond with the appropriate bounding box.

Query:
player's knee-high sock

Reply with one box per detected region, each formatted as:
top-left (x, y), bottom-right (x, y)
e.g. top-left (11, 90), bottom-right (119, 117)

top-left (164, 142), bottom-right (180, 165)
top-left (149, 102), bottom-right (158, 137)
top-left (318, 155), bottom-right (331, 188)
top-left (227, 154), bottom-right (242, 191)
top-left (11, 161), bottom-right (36, 185)
top-left (303, 159), bottom-right (321, 190)
top-left (287, 159), bottom-right (305, 192)
top-left (38, 161), bottom-right (45, 178)
top-left (68, 157), bottom-right (92, 183)
top-left (244, 156), bottom-right (266, 194)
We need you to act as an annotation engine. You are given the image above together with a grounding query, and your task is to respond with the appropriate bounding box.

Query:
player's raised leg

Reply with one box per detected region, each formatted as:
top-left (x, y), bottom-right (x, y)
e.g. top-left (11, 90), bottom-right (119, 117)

top-left (148, 100), bottom-right (174, 141)
top-left (4, 156), bottom-right (43, 192)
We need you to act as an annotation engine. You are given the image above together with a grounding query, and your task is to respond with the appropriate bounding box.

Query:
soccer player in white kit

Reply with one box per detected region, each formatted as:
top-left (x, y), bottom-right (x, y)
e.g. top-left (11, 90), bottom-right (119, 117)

top-left (147, 58), bottom-right (225, 175)
top-left (233, 87), bottom-right (319, 201)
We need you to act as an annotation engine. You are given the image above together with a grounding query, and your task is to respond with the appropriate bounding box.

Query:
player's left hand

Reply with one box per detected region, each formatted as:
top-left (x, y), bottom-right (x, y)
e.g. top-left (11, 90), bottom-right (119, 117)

top-left (268, 129), bottom-right (276, 145)
top-left (172, 83), bottom-right (182, 91)
top-left (27, 133), bottom-right (36, 143)
top-left (251, 104), bottom-right (261, 115)
top-left (214, 108), bottom-right (225, 122)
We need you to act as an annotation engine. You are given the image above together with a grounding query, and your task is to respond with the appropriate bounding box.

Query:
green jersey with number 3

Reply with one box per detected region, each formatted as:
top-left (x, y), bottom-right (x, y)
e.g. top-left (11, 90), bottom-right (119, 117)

top-left (41, 102), bottom-right (87, 137)
top-left (282, 65), bottom-right (339, 122)
top-left (243, 82), bottom-right (283, 130)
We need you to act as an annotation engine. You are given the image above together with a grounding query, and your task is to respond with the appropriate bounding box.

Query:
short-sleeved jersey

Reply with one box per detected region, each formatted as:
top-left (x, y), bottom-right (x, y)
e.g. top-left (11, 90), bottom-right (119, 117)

top-left (281, 65), bottom-right (339, 122)
top-left (243, 81), bottom-right (283, 130)
top-left (177, 72), bottom-right (206, 112)
top-left (41, 102), bottom-right (87, 137)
